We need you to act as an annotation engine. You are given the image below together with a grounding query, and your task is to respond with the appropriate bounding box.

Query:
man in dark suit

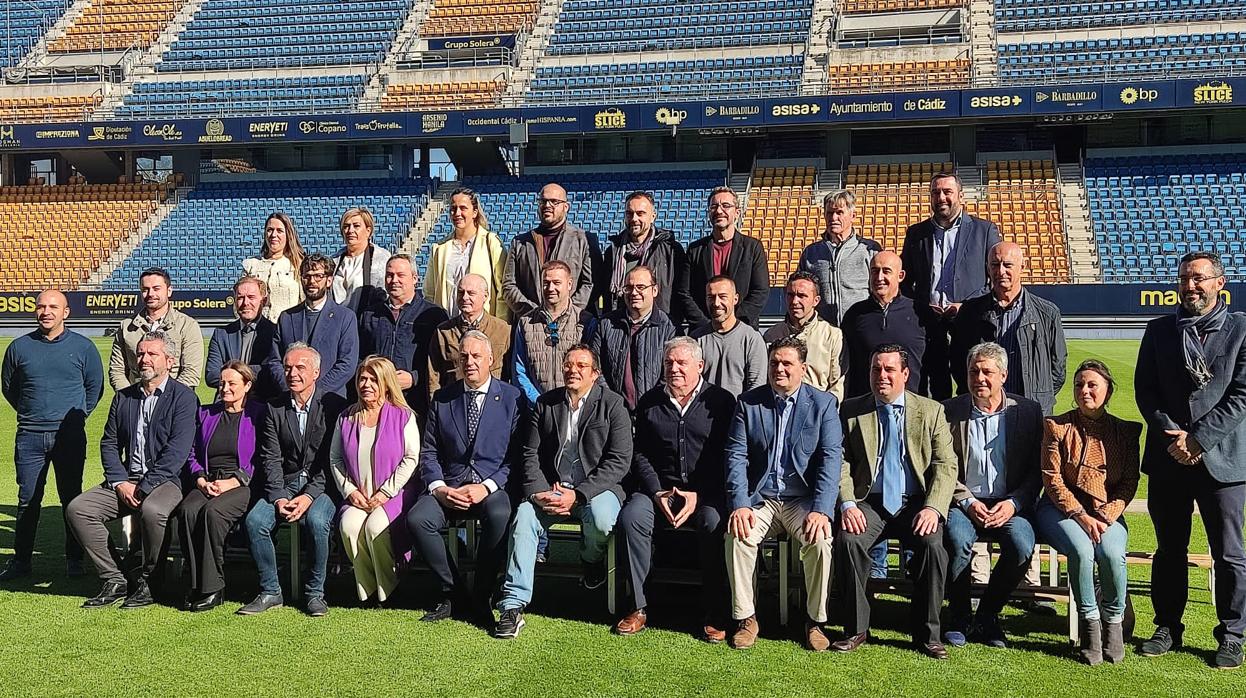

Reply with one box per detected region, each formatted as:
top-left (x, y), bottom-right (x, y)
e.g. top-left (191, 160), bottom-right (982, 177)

top-left (941, 342), bottom-right (1043, 649)
top-left (408, 330), bottom-right (523, 625)
top-left (206, 276), bottom-right (278, 400)
top-left (900, 172), bottom-right (1001, 399)
top-left (241, 343), bottom-right (344, 617)
top-left (266, 253), bottom-right (359, 397)
top-left (494, 344), bottom-right (633, 639)
top-left (724, 336), bottom-right (841, 652)
top-left (359, 254), bottom-right (447, 419)
top-left (614, 336), bottom-right (736, 640)
top-left (1136, 251), bottom-right (1246, 669)
top-left (66, 331), bottom-right (198, 609)
top-left (833, 343), bottom-right (958, 659)
top-left (678, 186), bottom-right (770, 329)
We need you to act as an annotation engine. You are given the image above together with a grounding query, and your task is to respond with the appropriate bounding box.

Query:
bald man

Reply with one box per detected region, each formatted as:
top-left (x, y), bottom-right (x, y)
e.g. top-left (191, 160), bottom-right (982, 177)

top-left (841, 252), bottom-right (925, 399)
top-left (1, 290), bottom-right (104, 581)
top-left (429, 273), bottom-right (512, 394)
top-left (502, 182), bottom-right (599, 317)
top-left (950, 242), bottom-right (1066, 416)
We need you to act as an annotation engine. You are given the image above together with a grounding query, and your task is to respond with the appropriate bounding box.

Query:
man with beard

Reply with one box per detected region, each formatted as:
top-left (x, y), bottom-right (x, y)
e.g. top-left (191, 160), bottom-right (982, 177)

top-left (587, 265), bottom-right (675, 411)
top-left (690, 276), bottom-right (768, 397)
top-left (511, 261), bottom-right (595, 404)
top-left (595, 191), bottom-right (685, 325)
top-left (502, 182), bottom-right (599, 318)
top-left (109, 267), bottom-right (203, 390)
top-left (678, 187), bottom-right (770, 329)
top-left (266, 253), bottom-right (360, 398)
top-left (1136, 251), bottom-right (1246, 670)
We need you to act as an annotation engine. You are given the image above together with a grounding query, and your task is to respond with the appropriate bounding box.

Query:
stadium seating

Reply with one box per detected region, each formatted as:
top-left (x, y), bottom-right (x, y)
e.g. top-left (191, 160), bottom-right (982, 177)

top-left (739, 166), bottom-right (820, 287)
top-left (546, 0), bottom-right (812, 55)
top-left (420, 0), bottom-right (541, 38)
top-left (998, 32), bottom-right (1246, 82)
top-left (0, 183), bottom-right (170, 291)
top-left (0, 95), bottom-right (100, 121)
top-left (1086, 152), bottom-right (1246, 282)
top-left (412, 170), bottom-right (726, 277)
top-left (114, 74), bottom-right (367, 118)
top-left (380, 79), bottom-right (505, 110)
top-left (527, 54), bottom-right (803, 104)
top-left (840, 0), bottom-right (961, 11)
top-left (1, 0), bottom-right (69, 66)
top-left (828, 59), bottom-right (970, 92)
top-left (50, 0), bottom-right (182, 53)
top-left (157, 0), bottom-right (413, 71)
top-left (996, 0), bottom-right (1246, 34)
top-left (101, 178), bottom-right (433, 290)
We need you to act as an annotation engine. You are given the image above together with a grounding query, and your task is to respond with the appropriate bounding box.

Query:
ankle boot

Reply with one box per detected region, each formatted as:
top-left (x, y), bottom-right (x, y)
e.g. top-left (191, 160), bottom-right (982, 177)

top-left (1103, 620), bottom-right (1125, 664)
top-left (1079, 616), bottom-right (1103, 666)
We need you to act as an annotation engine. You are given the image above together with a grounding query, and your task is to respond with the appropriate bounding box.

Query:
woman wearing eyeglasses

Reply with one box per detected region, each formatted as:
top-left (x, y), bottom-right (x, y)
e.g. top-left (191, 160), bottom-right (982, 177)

top-left (424, 188), bottom-right (510, 322)
top-left (242, 212), bottom-right (304, 321)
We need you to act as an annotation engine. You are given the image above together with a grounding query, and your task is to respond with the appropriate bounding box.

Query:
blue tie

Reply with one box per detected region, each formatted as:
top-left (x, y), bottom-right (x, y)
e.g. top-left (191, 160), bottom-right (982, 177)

top-left (881, 403), bottom-right (905, 515)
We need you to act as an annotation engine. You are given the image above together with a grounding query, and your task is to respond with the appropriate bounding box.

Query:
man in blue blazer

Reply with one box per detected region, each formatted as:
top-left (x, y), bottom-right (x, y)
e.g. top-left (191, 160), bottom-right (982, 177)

top-left (206, 276), bottom-right (278, 400)
top-left (265, 253), bottom-right (359, 397)
top-left (900, 172), bottom-right (1000, 399)
top-left (66, 331), bottom-right (198, 609)
top-left (724, 336), bottom-right (841, 652)
top-left (408, 330), bottom-right (523, 626)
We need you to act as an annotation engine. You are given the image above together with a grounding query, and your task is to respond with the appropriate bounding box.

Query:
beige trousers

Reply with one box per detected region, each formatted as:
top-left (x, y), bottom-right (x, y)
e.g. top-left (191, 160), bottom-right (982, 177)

top-left (970, 541), bottom-right (1043, 586)
top-left (340, 507), bottom-right (400, 602)
top-left (726, 498), bottom-right (834, 623)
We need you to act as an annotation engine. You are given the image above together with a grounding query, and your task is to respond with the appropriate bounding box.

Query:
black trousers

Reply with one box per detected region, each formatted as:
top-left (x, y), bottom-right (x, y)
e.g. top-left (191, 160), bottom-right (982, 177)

top-left (834, 498), bottom-right (948, 643)
top-left (920, 318), bottom-right (954, 401)
top-left (176, 485), bottom-right (252, 594)
top-left (618, 492), bottom-right (728, 618)
top-left (406, 490), bottom-right (511, 606)
top-left (66, 481), bottom-right (183, 586)
top-left (1149, 466), bottom-right (1246, 642)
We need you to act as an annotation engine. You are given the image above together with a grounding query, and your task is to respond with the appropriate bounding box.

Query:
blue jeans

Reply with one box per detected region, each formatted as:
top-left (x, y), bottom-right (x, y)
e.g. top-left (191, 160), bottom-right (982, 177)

top-left (945, 504), bottom-right (1036, 620)
top-left (245, 493), bottom-right (335, 598)
top-left (12, 427), bottom-right (85, 564)
top-left (498, 491), bottom-right (621, 611)
top-left (1035, 499), bottom-right (1128, 622)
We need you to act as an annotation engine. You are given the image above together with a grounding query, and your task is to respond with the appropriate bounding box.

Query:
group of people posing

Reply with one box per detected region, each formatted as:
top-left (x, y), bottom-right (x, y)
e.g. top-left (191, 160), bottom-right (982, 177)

top-left (2, 175), bottom-right (1244, 670)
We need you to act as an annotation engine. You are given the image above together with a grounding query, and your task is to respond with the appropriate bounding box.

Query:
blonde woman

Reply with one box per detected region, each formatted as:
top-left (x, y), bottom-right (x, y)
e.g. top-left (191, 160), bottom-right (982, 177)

top-left (424, 187), bottom-right (509, 321)
top-left (242, 212), bottom-right (304, 321)
top-left (329, 356), bottom-right (420, 603)
top-left (332, 207), bottom-right (391, 312)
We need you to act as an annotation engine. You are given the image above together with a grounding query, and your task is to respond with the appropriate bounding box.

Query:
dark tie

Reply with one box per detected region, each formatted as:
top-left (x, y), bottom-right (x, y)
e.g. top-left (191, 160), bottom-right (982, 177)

top-left (466, 390), bottom-right (482, 443)
top-left (881, 403), bottom-right (905, 515)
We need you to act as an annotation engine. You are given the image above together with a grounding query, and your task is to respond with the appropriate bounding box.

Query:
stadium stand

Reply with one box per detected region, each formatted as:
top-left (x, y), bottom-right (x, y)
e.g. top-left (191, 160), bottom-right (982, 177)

top-left (1, 0), bottom-right (69, 66)
top-left (380, 79), bottom-right (505, 110)
top-left (998, 32), bottom-right (1246, 83)
top-left (840, 0), bottom-right (962, 11)
top-left (1086, 152), bottom-right (1246, 282)
top-left (114, 74), bottom-right (368, 118)
top-left (156, 0), bottom-right (413, 71)
top-left (0, 95), bottom-right (101, 121)
top-left (995, 0), bottom-right (1246, 33)
top-left (738, 165), bottom-right (820, 287)
top-left (100, 178), bottom-right (432, 290)
top-left (546, 0), bottom-right (812, 55)
top-left (411, 169), bottom-right (726, 275)
top-left (827, 59), bottom-right (971, 91)
top-left (526, 55), bottom-right (803, 104)
top-left (0, 182), bottom-right (170, 291)
top-left (49, 0), bottom-right (182, 53)
top-left (419, 0), bottom-right (541, 37)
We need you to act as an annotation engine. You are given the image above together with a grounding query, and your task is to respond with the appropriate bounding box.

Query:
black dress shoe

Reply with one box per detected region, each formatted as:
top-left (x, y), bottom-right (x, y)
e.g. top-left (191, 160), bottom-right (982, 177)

top-left (421, 600), bottom-right (454, 622)
top-left (191, 591), bottom-right (224, 613)
top-left (237, 592), bottom-right (284, 615)
top-left (916, 641), bottom-right (950, 660)
top-left (120, 580), bottom-right (154, 609)
top-left (0, 560), bottom-right (32, 582)
top-left (181, 589), bottom-right (200, 612)
top-left (832, 632), bottom-right (869, 653)
top-left (82, 581), bottom-right (129, 608)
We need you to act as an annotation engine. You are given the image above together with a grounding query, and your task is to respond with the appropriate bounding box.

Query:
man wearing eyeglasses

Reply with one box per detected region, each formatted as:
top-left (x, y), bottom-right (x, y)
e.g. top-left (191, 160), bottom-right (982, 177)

top-left (1137, 251), bottom-right (1246, 669)
top-left (511, 260), bottom-right (595, 404)
top-left (265, 253), bottom-right (359, 398)
top-left (502, 182), bottom-right (599, 318)
top-left (586, 265), bottom-right (675, 411)
top-left (677, 186), bottom-right (770, 329)
top-left (108, 267), bottom-right (203, 391)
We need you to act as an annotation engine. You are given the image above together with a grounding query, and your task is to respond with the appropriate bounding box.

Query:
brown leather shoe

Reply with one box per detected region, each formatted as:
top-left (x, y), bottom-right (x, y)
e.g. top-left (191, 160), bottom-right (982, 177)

top-left (916, 641), bottom-right (949, 660)
top-left (730, 616), bottom-right (759, 649)
top-left (613, 608), bottom-right (647, 636)
top-left (832, 631), bottom-right (869, 652)
top-left (805, 621), bottom-right (831, 652)
top-left (700, 623), bottom-right (727, 644)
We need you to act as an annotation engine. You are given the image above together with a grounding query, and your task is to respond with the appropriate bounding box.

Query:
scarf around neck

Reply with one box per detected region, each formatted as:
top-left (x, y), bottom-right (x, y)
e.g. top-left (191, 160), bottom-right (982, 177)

top-left (1176, 299), bottom-right (1228, 389)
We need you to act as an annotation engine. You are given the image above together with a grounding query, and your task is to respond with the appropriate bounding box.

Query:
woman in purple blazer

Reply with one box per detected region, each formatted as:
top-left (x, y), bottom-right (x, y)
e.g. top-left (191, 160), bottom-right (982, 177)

top-left (176, 360), bottom-right (266, 612)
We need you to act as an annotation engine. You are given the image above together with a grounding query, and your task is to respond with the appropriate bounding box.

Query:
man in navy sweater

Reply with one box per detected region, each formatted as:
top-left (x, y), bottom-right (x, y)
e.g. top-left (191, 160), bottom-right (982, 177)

top-left (1, 291), bottom-right (104, 582)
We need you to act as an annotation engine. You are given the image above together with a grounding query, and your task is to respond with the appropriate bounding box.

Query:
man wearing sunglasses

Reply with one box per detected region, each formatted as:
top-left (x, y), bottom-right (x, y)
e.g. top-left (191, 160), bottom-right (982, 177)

top-left (511, 260), bottom-right (595, 405)
top-left (586, 265), bottom-right (675, 411)
top-left (502, 183), bottom-right (599, 318)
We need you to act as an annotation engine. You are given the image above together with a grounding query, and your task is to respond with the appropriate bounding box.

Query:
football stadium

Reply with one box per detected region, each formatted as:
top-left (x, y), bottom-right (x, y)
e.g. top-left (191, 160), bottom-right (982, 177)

top-left (0, 0), bottom-right (1244, 694)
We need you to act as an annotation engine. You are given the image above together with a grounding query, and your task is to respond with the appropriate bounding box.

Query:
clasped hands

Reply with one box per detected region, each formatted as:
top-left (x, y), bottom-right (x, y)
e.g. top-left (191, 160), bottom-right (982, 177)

top-left (433, 483), bottom-right (490, 511)
top-left (1164, 428), bottom-right (1204, 466)
top-left (346, 488), bottom-right (392, 513)
top-left (531, 482), bottom-right (578, 516)
top-left (196, 476), bottom-right (241, 498)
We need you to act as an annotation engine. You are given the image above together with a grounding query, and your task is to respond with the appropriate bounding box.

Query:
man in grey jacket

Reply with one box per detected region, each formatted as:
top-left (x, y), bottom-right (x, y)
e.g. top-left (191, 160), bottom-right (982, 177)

top-left (799, 190), bottom-right (881, 326)
top-left (109, 267), bottom-right (203, 391)
top-left (950, 242), bottom-right (1066, 416)
top-left (502, 182), bottom-right (599, 318)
